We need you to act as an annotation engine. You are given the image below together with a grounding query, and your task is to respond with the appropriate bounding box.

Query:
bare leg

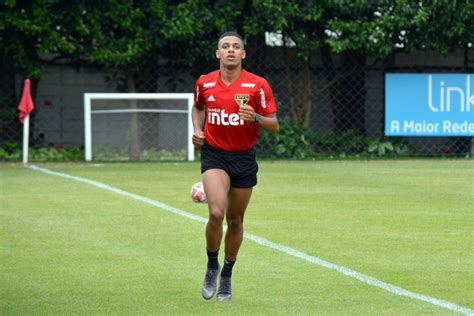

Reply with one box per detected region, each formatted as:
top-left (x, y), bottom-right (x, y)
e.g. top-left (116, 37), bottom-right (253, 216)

top-left (224, 186), bottom-right (252, 261)
top-left (201, 169), bottom-right (231, 300)
top-left (215, 186), bottom-right (252, 301)
top-left (202, 169), bottom-right (231, 252)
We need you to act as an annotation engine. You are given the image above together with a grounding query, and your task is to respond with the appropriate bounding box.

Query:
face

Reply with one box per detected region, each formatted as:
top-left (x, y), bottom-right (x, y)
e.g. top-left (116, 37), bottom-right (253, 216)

top-left (216, 36), bottom-right (246, 69)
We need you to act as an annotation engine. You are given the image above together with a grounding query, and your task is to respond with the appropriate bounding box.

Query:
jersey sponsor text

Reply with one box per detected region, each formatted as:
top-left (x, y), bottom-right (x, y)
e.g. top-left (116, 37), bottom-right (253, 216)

top-left (241, 83), bottom-right (256, 88)
top-left (203, 82), bottom-right (216, 88)
top-left (207, 108), bottom-right (244, 126)
top-left (260, 88), bottom-right (267, 108)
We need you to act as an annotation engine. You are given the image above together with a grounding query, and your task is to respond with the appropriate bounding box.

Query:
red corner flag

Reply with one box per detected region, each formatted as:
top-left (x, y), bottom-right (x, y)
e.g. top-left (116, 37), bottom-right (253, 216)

top-left (18, 79), bottom-right (35, 123)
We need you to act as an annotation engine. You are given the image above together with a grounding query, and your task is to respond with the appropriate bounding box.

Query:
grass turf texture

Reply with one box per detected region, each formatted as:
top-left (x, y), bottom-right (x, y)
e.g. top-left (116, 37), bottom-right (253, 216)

top-left (1, 160), bottom-right (472, 314)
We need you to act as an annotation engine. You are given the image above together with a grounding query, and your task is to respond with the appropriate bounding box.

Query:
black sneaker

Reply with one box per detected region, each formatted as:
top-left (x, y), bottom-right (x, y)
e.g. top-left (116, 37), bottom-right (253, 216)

top-left (201, 266), bottom-right (220, 300)
top-left (216, 276), bottom-right (232, 301)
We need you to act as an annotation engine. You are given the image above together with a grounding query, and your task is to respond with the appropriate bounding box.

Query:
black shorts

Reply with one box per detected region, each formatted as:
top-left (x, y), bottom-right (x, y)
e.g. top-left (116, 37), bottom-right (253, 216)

top-left (201, 143), bottom-right (258, 188)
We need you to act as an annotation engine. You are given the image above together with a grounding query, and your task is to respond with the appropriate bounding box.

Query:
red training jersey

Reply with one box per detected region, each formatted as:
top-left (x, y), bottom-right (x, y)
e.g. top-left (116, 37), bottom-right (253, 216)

top-left (194, 69), bottom-right (277, 151)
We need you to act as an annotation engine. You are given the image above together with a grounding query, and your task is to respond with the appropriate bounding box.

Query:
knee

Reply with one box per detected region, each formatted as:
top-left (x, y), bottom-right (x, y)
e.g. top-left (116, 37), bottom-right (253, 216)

top-left (208, 208), bottom-right (225, 227)
top-left (226, 216), bottom-right (243, 232)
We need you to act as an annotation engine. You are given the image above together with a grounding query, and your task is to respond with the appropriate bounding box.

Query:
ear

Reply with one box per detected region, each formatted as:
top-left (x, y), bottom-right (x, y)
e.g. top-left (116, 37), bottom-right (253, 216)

top-left (242, 49), bottom-right (246, 59)
top-left (215, 49), bottom-right (220, 60)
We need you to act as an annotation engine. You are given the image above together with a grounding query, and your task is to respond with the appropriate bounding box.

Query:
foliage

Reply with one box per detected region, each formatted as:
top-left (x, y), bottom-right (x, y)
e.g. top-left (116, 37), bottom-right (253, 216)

top-left (256, 117), bottom-right (315, 158)
top-left (1, 141), bottom-right (20, 154)
top-left (245, 1), bottom-right (327, 126)
top-left (1, 1), bottom-right (217, 80)
top-left (326, 0), bottom-right (473, 55)
top-left (1, 1), bottom-right (54, 78)
top-left (313, 129), bottom-right (365, 157)
top-left (0, 143), bottom-right (188, 162)
top-left (246, 1), bottom-right (472, 58)
top-left (2, 0), bottom-right (470, 78)
top-left (246, 1), bottom-right (325, 61)
top-left (0, 144), bottom-right (84, 162)
top-left (93, 145), bottom-right (186, 161)
top-left (244, 1), bottom-right (472, 135)
top-left (0, 148), bottom-right (21, 161)
top-left (2, 0), bottom-right (470, 80)
top-left (256, 121), bottom-right (414, 159)
top-left (366, 137), bottom-right (410, 157)
top-left (141, 149), bottom-right (187, 161)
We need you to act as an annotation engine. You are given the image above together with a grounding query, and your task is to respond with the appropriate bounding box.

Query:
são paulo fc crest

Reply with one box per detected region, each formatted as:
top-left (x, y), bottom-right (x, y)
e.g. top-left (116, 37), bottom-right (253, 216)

top-left (234, 94), bottom-right (250, 107)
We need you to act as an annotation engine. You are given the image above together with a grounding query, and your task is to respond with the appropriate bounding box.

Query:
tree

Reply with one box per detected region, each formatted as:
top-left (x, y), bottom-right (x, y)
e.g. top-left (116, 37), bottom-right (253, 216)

top-left (2, 1), bottom-right (471, 148)
top-left (67, 0), bottom-right (246, 158)
top-left (245, 1), bottom-right (325, 127)
top-left (245, 0), bottom-right (473, 134)
top-left (0, 0), bottom-right (73, 143)
top-left (1, 0), bottom-right (222, 158)
top-left (326, 0), bottom-right (473, 55)
top-left (324, 0), bottom-right (473, 134)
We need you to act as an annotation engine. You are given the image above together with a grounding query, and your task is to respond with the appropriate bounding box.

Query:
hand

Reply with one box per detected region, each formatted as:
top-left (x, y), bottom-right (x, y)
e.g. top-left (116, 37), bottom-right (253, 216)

top-left (238, 105), bottom-right (256, 122)
top-left (192, 130), bottom-right (205, 150)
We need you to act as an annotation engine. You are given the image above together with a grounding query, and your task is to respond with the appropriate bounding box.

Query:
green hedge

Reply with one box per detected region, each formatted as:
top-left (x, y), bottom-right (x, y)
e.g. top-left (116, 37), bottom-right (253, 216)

top-left (0, 142), bottom-right (84, 162)
top-left (256, 118), bottom-right (412, 158)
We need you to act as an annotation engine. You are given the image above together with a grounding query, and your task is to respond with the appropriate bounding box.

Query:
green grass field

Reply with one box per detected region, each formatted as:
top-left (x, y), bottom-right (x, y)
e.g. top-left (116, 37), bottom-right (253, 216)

top-left (1, 160), bottom-right (473, 315)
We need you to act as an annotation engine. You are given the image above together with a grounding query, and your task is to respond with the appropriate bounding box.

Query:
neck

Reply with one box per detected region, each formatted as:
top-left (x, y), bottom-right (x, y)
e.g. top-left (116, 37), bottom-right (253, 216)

top-left (220, 65), bottom-right (242, 85)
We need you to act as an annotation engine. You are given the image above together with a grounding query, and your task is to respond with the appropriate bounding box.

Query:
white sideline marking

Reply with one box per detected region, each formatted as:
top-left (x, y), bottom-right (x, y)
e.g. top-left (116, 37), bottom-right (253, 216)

top-left (28, 165), bottom-right (473, 315)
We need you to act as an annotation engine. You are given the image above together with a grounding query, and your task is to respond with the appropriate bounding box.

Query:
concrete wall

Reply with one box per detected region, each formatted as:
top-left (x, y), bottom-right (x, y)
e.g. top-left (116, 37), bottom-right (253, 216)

top-left (30, 66), bottom-right (116, 146)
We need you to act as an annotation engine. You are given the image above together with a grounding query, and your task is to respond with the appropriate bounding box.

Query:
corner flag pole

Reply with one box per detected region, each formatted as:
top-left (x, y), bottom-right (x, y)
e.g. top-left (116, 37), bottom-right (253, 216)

top-left (22, 115), bottom-right (30, 164)
top-left (18, 79), bottom-right (35, 164)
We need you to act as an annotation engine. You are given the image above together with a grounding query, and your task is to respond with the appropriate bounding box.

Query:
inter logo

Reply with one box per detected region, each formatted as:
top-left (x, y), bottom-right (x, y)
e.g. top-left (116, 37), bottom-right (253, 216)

top-left (234, 94), bottom-right (250, 107)
top-left (207, 109), bottom-right (244, 126)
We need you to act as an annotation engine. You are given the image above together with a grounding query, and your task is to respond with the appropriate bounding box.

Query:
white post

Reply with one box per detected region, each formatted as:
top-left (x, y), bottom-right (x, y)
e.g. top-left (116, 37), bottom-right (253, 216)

top-left (22, 115), bottom-right (30, 164)
top-left (84, 94), bottom-right (92, 161)
top-left (187, 95), bottom-right (195, 161)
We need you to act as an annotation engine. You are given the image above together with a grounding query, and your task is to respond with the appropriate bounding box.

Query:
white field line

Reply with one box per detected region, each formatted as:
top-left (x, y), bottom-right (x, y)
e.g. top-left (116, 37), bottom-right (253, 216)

top-left (28, 165), bottom-right (473, 315)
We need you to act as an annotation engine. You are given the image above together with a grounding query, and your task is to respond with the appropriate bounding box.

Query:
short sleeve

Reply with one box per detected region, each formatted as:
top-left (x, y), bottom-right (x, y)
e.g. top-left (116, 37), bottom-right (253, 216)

top-left (194, 76), bottom-right (206, 109)
top-left (258, 79), bottom-right (277, 115)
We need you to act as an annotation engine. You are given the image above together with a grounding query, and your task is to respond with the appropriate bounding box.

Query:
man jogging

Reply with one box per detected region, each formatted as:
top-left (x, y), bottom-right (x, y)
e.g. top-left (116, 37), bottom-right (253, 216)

top-left (192, 31), bottom-right (279, 301)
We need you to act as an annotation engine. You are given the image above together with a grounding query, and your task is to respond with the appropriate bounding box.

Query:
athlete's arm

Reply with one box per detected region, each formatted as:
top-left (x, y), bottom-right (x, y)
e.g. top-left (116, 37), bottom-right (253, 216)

top-left (257, 112), bottom-right (279, 133)
top-left (192, 105), bottom-right (206, 149)
top-left (239, 105), bottom-right (279, 133)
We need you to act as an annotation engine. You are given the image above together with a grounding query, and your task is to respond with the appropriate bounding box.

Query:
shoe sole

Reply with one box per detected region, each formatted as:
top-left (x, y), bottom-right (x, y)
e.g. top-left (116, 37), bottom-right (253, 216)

top-left (202, 292), bottom-right (215, 300)
top-left (216, 295), bottom-right (232, 301)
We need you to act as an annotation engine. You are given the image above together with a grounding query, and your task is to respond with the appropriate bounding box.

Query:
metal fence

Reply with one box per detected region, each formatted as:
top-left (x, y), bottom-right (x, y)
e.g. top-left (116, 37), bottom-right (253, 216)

top-left (1, 46), bottom-right (473, 160)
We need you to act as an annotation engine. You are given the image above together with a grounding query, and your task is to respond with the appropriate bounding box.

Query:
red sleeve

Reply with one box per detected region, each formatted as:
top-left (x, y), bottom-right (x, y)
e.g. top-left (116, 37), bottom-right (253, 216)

top-left (194, 76), bottom-right (206, 109)
top-left (258, 79), bottom-right (277, 115)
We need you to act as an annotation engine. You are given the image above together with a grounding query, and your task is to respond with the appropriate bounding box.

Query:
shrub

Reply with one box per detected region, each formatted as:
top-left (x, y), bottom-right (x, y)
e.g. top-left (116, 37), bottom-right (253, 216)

top-left (313, 129), bottom-right (365, 156)
top-left (366, 137), bottom-right (411, 157)
top-left (0, 143), bottom-right (84, 162)
top-left (256, 117), bottom-right (316, 158)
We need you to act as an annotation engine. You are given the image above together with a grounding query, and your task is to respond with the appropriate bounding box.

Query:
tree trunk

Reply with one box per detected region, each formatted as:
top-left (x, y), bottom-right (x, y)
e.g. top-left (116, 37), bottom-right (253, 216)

top-left (302, 59), bottom-right (312, 127)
